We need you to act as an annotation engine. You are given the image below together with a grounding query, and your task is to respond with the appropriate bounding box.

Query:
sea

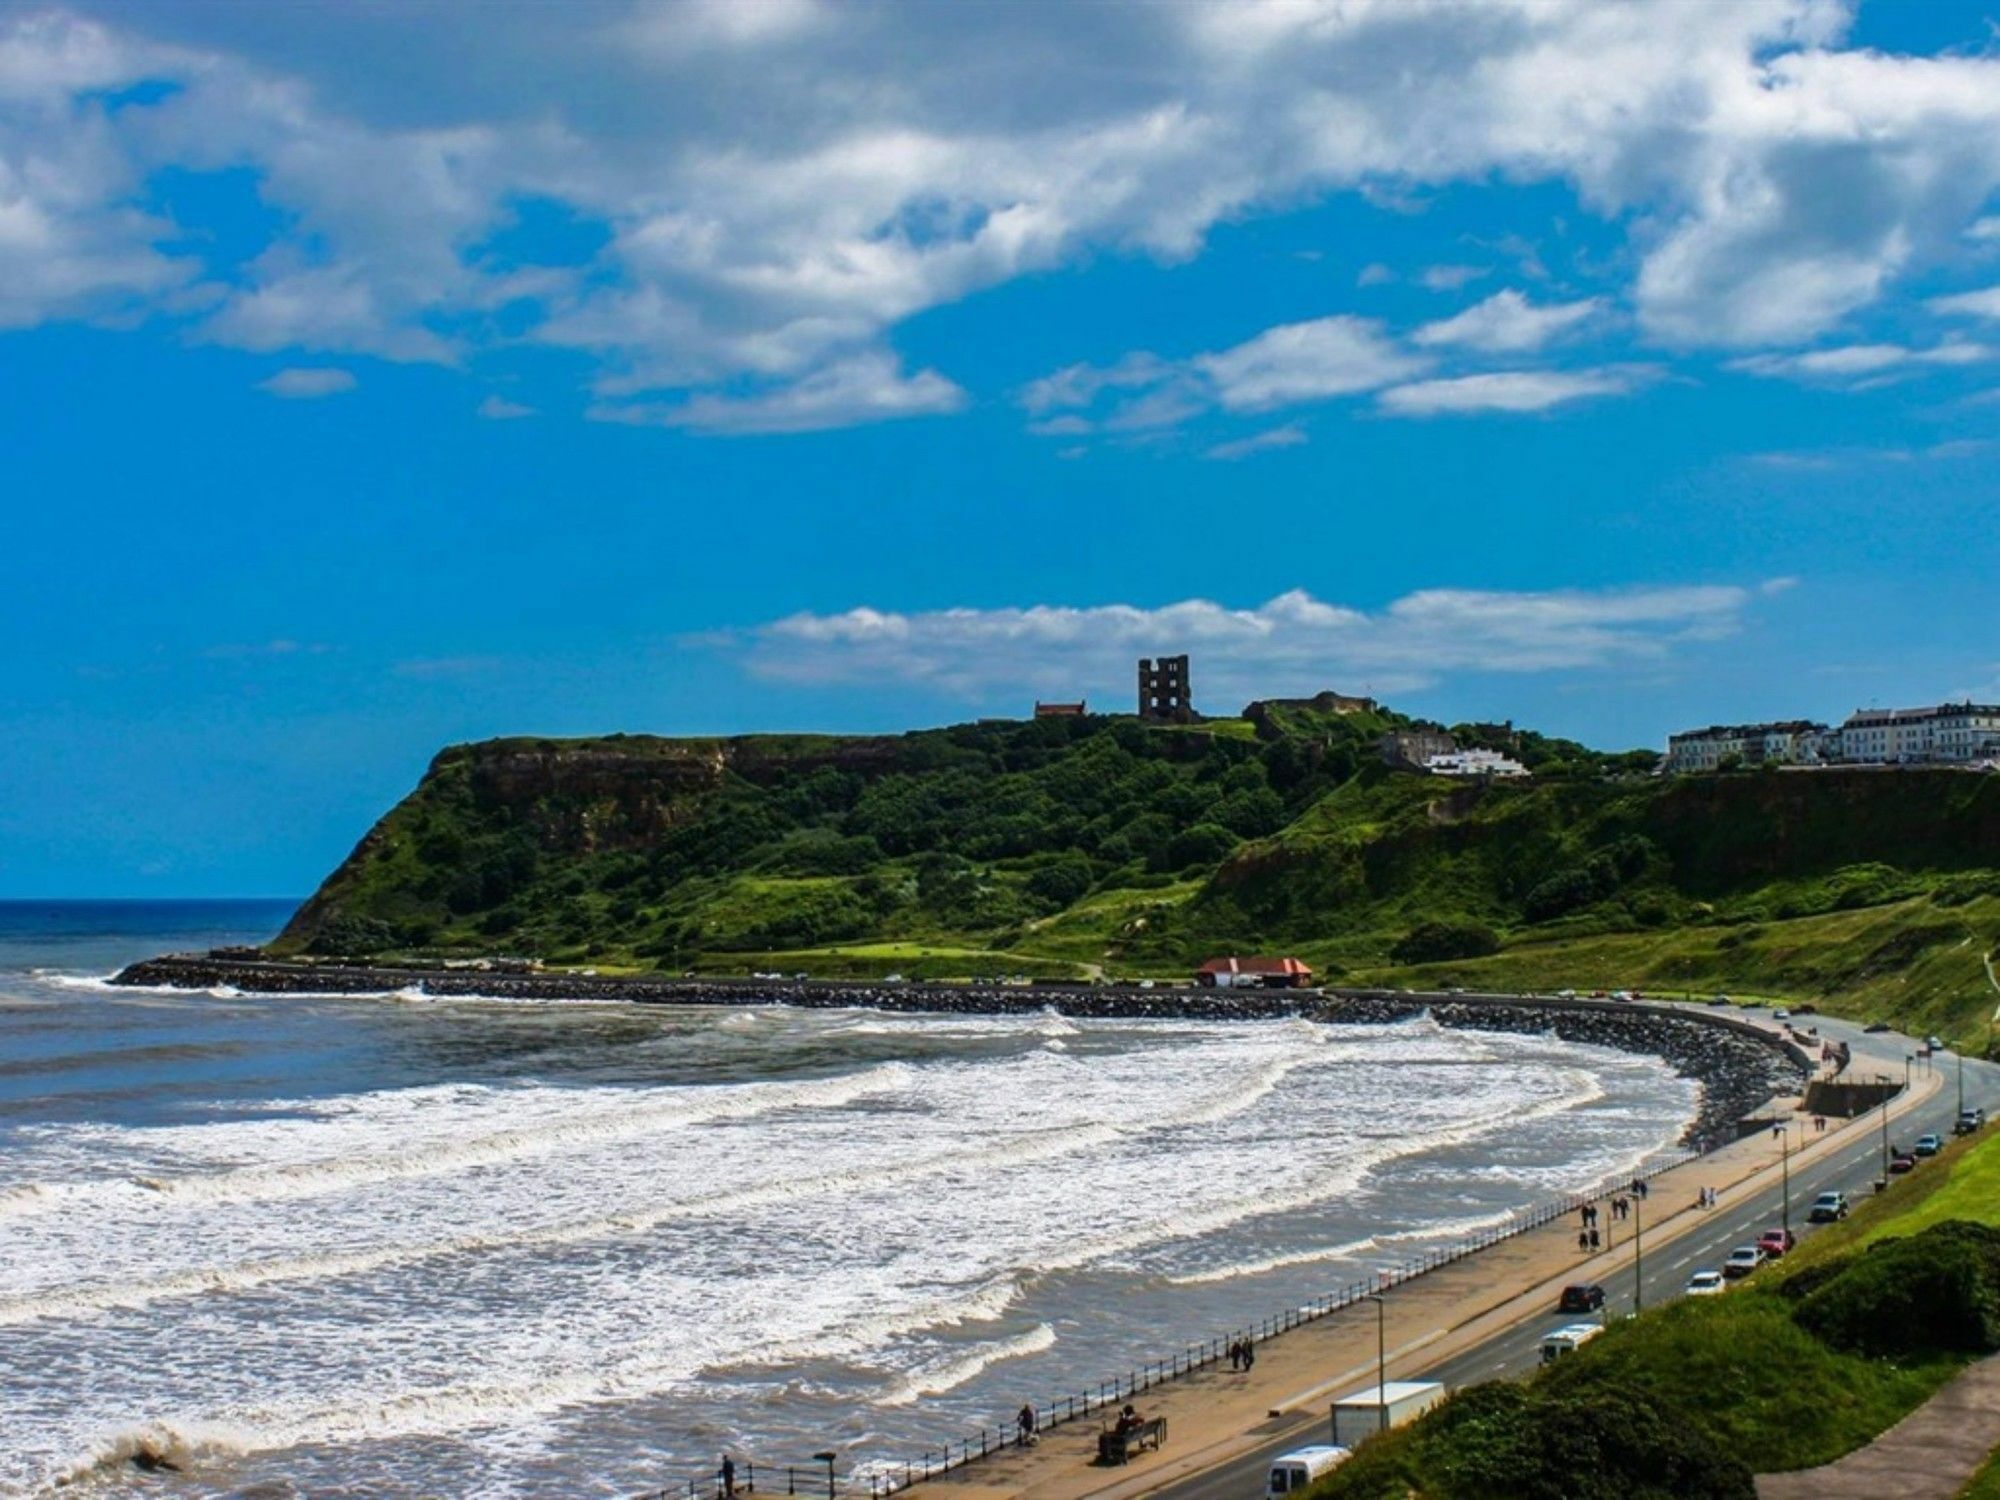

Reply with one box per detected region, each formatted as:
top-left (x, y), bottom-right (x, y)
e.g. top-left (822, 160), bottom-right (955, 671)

top-left (0, 901), bottom-right (1701, 1498)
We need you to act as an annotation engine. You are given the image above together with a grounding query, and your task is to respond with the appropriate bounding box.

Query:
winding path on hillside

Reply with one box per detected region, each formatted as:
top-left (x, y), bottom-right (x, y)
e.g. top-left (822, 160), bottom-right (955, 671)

top-left (1757, 1355), bottom-right (2000, 1500)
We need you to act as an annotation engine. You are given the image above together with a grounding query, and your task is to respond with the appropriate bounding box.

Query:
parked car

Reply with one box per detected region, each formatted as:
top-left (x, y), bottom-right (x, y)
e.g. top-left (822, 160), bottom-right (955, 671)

top-left (1707, 995), bottom-right (1731, 1006)
top-left (1889, 1153), bottom-right (1917, 1174)
top-left (1809, 1191), bottom-right (1850, 1223)
top-left (1559, 1283), bottom-right (1606, 1313)
top-left (1928, 1035), bottom-right (1945, 1051)
top-left (1757, 1228), bottom-right (1796, 1257)
top-left (1772, 1007), bottom-right (1791, 1020)
top-left (1723, 1245), bottom-right (1766, 1279)
top-left (1957, 1108), bottom-right (1987, 1136)
top-left (1685, 1269), bottom-right (1727, 1297)
top-left (1914, 1133), bottom-right (1943, 1157)
top-left (1865, 1021), bottom-right (1892, 1034)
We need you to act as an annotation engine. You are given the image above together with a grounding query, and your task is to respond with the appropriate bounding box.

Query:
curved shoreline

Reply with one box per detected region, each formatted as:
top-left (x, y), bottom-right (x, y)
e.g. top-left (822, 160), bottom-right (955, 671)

top-left (111, 955), bottom-right (1807, 1150)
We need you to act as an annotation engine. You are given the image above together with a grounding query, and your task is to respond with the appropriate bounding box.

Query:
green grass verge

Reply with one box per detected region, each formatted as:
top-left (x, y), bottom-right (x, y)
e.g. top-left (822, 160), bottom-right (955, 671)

top-left (1960, 1445), bottom-right (2000, 1500)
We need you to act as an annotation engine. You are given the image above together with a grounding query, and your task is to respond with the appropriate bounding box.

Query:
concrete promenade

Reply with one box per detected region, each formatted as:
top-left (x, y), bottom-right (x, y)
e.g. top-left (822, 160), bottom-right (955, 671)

top-left (922, 1058), bottom-right (1943, 1500)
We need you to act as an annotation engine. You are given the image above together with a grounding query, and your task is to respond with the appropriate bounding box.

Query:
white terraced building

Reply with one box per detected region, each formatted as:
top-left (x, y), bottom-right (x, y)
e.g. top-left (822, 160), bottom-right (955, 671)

top-left (1666, 703), bottom-right (2000, 772)
top-left (1424, 748), bottom-right (1530, 778)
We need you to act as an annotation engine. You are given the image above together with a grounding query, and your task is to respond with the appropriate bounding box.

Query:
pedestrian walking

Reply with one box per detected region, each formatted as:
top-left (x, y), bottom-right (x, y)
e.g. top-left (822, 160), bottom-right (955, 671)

top-left (1243, 1338), bottom-right (1256, 1371)
top-left (1589, 1228), bottom-right (1600, 1251)
top-left (1578, 1229), bottom-right (1590, 1253)
top-left (1017, 1402), bottom-right (1037, 1445)
top-left (721, 1454), bottom-right (737, 1500)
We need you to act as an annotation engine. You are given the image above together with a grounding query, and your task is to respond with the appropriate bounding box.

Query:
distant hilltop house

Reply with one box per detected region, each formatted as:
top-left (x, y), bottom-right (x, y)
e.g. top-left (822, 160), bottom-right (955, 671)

top-left (1425, 747), bottom-right (1529, 779)
top-left (1379, 728), bottom-right (1457, 771)
top-left (1381, 729), bottom-right (1528, 779)
top-left (1666, 702), bottom-right (2000, 773)
top-left (1196, 956), bottom-right (1315, 989)
top-left (1034, 700), bottom-right (1086, 717)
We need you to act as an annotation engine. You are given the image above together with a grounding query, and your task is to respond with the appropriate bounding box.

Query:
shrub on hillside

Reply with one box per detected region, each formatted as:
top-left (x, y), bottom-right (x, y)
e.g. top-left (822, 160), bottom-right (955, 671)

top-left (1025, 855), bottom-right (1095, 909)
top-left (1391, 919), bottom-right (1502, 965)
top-left (1320, 1380), bottom-right (1753, 1500)
top-left (1786, 1220), bottom-right (2000, 1359)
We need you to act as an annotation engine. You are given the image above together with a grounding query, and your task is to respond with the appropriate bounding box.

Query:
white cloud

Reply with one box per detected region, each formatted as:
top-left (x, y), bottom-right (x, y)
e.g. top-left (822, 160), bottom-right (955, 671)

top-left (1197, 315), bottom-right (1428, 411)
top-left (711, 582), bottom-right (1774, 700)
top-left (1420, 265), bottom-right (1488, 292)
top-left (1730, 340), bottom-right (1993, 381)
top-left (477, 394), bottom-right (536, 419)
top-left (1413, 290), bottom-right (1603, 353)
top-left (1204, 424), bottom-right (1306, 461)
top-left (1378, 366), bottom-right (1653, 417)
top-left (1356, 262), bottom-right (1395, 287)
top-left (596, 350), bottom-right (966, 435)
top-left (256, 366), bottom-right (356, 398)
top-left (10, 0), bottom-right (2000, 423)
top-left (1929, 285), bottom-right (2000, 320)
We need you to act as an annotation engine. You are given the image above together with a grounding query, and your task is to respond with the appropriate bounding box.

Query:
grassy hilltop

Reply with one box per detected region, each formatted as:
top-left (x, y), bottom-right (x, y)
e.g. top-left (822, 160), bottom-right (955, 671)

top-left (272, 699), bottom-right (2000, 1045)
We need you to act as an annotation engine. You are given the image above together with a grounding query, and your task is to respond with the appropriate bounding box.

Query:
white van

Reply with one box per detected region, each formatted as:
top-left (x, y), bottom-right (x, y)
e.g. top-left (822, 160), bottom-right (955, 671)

top-left (1539, 1322), bottom-right (1604, 1363)
top-left (1267, 1445), bottom-right (1351, 1496)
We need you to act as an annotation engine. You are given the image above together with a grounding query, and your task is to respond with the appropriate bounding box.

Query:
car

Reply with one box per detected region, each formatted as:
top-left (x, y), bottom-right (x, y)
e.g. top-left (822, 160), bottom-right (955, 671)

top-left (1268, 1446), bottom-right (1351, 1495)
top-left (1773, 1008), bottom-right (1791, 1020)
top-left (1914, 1133), bottom-right (1943, 1157)
top-left (1928, 1035), bottom-right (1945, 1052)
top-left (1889, 1153), bottom-right (1917, 1174)
top-left (1707, 995), bottom-right (1731, 1006)
top-left (1809, 1191), bottom-right (1850, 1223)
top-left (1559, 1283), bottom-right (1606, 1313)
top-left (1557, 988), bottom-right (1577, 999)
top-left (1865, 1021), bottom-right (1892, 1033)
top-left (1723, 1245), bottom-right (1765, 1279)
top-left (1540, 1322), bottom-right (1605, 1362)
top-left (1685, 1270), bottom-right (1727, 1297)
top-left (1957, 1108), bottom-right (1987, 1136)
top-left (1757, 1228), bottom-right (1796, 1257)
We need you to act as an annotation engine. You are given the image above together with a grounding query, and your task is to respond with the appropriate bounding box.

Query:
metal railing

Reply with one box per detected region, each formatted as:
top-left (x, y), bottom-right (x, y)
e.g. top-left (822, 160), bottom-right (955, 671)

top-left (639, 1152), bottom-right (1697, 1499)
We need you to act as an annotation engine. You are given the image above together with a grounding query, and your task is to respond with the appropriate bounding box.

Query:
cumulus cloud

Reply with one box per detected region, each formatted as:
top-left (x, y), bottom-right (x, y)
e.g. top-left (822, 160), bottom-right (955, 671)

top-left (1378, 366), bottom-right (1654, 416)
top-left (1024, 316), bottom-right (1423, 436)
top-left (709, 582), bottom-right (1773, 700)
top-left (1413, 290), bottom-right (1603, 353)
top-left (256, 366), bottom-right (356, 398)
top-left (1729, 341), bottom-right (1993, 381)
top-left (9, 0), bottom-right (2000, 425)
top-left (476, 394), bottom-right (536, 419)
top-left (595, 351), bottom-right (966, 434)
top-left (1197, 316), bottom-right (1427, 411)
top-left (1929, 286), bottom-right (2000, 320)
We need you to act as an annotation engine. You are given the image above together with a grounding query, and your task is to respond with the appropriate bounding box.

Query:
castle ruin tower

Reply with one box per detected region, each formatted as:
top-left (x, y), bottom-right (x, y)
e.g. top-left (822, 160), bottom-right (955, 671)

top-left (1137, 654), bottom-right (1193, 722)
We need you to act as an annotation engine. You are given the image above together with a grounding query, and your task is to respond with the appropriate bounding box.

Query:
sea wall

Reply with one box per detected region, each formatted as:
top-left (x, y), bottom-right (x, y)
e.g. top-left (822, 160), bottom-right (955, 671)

top-left (113, 956), bottom-right (1805, 1150)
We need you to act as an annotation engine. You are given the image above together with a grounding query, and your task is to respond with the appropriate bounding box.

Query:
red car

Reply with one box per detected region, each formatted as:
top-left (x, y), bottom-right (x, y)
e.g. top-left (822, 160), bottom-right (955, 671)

top-left (1757, 1229), bottom-right (1795, 1257)
top-left (1889, 1154), bottom-right (1917, 1175)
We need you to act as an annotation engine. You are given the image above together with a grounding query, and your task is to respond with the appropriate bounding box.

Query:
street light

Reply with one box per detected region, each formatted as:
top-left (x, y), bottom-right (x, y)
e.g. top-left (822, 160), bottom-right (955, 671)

top-left (1364, 1293), bottom-right (1388, 1435)
top-left (813, 1452), bottom-right (836, 1500)
top-left (1773, 1121), bottom-right (1794, 1239)
top-left (1880, 1073), bottom-right (1892, 1184)
top-left (1632, 1190), bottom-right (1644, 1315)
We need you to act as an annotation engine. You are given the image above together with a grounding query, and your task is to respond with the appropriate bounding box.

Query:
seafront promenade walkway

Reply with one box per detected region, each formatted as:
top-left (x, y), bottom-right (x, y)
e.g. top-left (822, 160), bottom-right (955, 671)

top-left (1757, 1354), bottom-right (2000, 1500)
top-left (927, 1057), bottom-right (1944, 1500)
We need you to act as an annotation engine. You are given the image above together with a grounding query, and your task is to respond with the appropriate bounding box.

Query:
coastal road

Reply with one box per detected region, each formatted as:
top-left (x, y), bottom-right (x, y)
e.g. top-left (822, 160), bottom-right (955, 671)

top-left (1137, 1017), bottom-right (2000, 1500)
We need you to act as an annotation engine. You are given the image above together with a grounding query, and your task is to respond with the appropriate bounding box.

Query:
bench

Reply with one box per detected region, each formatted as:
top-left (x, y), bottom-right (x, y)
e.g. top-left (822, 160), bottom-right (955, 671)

top-left (1096, 1417), bottom-right (1167, 1466)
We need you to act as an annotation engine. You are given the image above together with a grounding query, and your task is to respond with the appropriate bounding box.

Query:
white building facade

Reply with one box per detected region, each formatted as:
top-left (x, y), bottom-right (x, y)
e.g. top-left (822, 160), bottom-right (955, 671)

top-left (1424, 748), bottom-right (1530, 778)
top-left (1668, 703), bottom-right (2000, 772)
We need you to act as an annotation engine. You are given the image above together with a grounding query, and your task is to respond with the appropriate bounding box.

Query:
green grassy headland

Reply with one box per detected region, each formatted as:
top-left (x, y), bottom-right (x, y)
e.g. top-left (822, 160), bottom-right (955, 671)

top-left (269, 698), bottom-right (2000, 1046)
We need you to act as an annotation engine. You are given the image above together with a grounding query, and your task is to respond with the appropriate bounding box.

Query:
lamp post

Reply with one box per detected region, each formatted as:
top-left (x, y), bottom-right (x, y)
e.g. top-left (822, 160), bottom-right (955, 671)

top-left (1632, 1191), bottom-right (1644, 1315)
top-left (1365, 1293), bottom-right (1388, 1436)
top-left (1960, 1048), bottom-right (1967, 1119)
top-left (1774, 1122), bottom-right (1793, 1239)
top-left (813, 1452), bottom-right (836, 1500)
top-left (1880, 1074), bottom-right (1891, 1183)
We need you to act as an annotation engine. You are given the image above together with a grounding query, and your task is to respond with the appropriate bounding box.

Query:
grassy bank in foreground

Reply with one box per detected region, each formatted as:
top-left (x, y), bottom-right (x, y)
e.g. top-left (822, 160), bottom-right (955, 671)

top-left (1308, 1127), bottom-right (2000, 1500)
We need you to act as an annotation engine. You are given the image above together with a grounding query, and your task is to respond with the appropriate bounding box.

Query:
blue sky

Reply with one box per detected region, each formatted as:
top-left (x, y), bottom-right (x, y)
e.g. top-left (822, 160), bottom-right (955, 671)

top-left (2, 0), bottom-right (1999, 897)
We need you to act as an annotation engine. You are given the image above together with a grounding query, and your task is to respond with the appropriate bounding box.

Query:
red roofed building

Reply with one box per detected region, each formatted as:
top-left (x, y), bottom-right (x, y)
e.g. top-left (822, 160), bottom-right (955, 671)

top-left (1195, 956), bottom-right (1315, 989)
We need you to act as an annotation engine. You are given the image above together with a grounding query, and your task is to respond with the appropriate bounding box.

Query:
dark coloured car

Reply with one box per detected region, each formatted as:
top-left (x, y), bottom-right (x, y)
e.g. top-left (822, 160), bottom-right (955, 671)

top-left (1889, 1154), bottom-right (1917, 1174)
top-left (1865, 1021), bottom-right (1891, 1033)
top-left (1559, 1283), bottom-right (1606, 1313)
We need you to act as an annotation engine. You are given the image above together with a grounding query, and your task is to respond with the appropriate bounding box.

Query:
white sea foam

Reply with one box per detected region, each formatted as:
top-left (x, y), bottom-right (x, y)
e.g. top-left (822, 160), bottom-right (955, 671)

top-left (875, 1325), bottom-right (1058, 1406)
